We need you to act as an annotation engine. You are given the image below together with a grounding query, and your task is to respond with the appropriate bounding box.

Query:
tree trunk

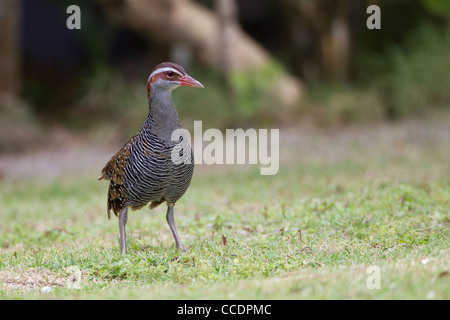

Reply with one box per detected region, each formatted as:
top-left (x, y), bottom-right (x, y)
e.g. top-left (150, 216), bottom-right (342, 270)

top-left (0, 0), bottom-right (21, 104)
top-left (215, 0), bottom-right (237, 114)
top-left (280, 0), bottom-right (350, 83)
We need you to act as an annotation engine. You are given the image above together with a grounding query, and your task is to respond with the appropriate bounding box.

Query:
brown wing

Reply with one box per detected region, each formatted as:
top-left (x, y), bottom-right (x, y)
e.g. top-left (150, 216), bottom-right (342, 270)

top-left (99, 135), bottom-right (137, 218)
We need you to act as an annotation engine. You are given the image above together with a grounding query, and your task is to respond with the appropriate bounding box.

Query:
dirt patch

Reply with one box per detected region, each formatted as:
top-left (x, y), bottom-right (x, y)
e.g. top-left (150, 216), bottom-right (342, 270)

top-left (0, 268), bottom-right (66, 293)
top-left (0, 266), bottom-right (83, 294)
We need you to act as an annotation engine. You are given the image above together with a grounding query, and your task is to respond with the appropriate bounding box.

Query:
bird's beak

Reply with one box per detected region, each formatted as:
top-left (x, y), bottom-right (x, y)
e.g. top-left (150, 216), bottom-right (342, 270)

top-left (179, 75), bottom-right (204, 88)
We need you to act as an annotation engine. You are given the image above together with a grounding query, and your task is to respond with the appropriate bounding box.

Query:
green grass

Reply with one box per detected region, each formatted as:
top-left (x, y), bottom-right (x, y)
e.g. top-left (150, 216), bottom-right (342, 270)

top-left (0, 117), bottom-right (449, 299)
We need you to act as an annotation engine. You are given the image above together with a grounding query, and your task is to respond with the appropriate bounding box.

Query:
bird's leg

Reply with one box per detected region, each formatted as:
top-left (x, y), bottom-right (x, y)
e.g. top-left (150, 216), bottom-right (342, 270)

top-left (118, 206), bottom-right (128, 254)
top-left (166, 204), bottom-right (185, 252)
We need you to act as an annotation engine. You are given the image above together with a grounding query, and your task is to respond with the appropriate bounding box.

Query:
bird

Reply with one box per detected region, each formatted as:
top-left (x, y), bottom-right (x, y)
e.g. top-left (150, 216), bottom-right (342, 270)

top-left (99, 62), bottom-right (204, 254)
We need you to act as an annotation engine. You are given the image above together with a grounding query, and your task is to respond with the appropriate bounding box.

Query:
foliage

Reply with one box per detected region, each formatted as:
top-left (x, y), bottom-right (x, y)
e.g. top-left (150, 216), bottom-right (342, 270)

top-left (378, 25), bottom-right (450, 118)
top-left (421, 0), bottom-right (450, 17)
top-left (229, 61), bottom-right (283, 118)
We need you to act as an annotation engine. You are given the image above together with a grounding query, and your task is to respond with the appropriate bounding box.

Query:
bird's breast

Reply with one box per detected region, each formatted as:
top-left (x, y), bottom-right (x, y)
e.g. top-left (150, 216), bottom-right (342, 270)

top-left (121, 133), bottom-right (194, 206)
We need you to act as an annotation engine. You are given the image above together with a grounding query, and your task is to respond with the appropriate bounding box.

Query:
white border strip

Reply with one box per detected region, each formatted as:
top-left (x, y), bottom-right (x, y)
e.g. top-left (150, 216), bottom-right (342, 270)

top-left (148, 67), bottom-right (183, 82)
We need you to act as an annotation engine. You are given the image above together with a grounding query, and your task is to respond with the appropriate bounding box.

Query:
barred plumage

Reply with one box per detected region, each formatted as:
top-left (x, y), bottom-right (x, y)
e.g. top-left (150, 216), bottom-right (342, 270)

top-left (122, 128), bottom-right (194, 211)
top-left (99, 62), bottom-right (203, 254)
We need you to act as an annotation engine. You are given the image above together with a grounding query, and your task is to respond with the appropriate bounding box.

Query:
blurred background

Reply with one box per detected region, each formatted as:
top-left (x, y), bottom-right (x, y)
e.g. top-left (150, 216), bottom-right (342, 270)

top-left (0, 0), bottom-right (449, 177)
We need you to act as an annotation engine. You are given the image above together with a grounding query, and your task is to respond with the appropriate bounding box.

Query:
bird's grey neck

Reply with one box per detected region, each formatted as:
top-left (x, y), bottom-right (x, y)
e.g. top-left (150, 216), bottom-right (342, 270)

top-left (146, 87), bottom-right (181, 143)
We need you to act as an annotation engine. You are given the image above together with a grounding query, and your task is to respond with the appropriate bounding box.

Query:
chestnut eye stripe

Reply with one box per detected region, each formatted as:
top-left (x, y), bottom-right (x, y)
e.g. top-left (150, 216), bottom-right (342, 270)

top-left (148, 67), bottom-right (184, 81)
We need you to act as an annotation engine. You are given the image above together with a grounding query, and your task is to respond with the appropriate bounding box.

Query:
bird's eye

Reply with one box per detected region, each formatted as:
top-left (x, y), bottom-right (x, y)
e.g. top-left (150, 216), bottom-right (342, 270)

top-left (166, 71), bottom-right (175, 78)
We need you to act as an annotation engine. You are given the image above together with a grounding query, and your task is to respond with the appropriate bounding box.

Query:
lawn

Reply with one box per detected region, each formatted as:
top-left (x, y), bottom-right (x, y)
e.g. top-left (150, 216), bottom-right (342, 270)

top-left (0, 114), bottom-right (449, 299)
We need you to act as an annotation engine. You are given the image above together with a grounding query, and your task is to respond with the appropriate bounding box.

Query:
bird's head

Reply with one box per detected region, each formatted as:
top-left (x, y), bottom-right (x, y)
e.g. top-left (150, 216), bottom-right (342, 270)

top-left (147, 62), bottom-right (204, 98)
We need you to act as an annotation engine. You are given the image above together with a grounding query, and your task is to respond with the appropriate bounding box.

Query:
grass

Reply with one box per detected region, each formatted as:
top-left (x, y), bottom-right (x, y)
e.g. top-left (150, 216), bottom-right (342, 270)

top-left (0, 115), bottom-right (449, 299)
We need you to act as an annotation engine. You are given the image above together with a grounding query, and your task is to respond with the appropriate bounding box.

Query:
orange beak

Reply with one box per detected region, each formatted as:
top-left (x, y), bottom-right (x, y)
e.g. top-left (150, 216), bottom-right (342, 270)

top-left (179, 75), bottom-right (204, 88)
